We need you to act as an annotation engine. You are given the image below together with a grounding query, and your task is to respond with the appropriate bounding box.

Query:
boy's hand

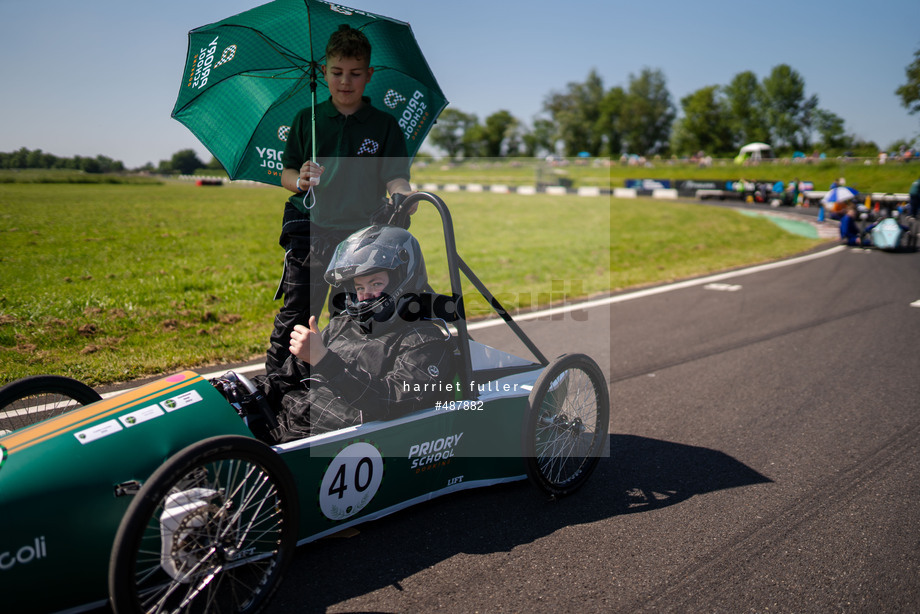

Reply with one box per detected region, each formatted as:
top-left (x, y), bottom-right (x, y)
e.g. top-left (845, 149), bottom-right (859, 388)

top-left (388, 179), bottom-right (417, 214)
top-left (299, 160), bottom-right (325, 187)
top-left (289, 316), bottom-right (327, 365)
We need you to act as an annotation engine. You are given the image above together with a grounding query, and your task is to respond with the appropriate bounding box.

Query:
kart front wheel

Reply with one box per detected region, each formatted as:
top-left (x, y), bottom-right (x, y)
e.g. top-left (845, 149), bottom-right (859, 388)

top-left (0, 375), bottom-right (102, 432)
top-left (109, 435), bottom-right (299, 614)
top-left (522, 354), bottom-right (609, 497)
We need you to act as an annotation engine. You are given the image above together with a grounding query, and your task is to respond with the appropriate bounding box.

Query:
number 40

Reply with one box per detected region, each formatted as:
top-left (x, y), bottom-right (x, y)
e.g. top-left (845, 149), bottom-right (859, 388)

top-left (327, 457), bottom-right (374, 499)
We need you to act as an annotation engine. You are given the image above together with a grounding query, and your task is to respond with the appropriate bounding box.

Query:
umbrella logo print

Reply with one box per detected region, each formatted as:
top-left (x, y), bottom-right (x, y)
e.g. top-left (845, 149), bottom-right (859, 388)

top-left (384, 89), bottom-right (406, 109)
top-left (330, 4), bottom-right (352, 15)
top-left (215, 45), bottom-right (237, 68)
top-left (278, 125), bottom-right (290, 142)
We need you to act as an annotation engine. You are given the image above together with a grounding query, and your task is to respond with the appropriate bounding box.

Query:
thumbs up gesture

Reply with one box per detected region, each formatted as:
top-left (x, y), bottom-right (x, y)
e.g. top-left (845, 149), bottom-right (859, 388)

top-left (290, 316), bottom-right (327, 365)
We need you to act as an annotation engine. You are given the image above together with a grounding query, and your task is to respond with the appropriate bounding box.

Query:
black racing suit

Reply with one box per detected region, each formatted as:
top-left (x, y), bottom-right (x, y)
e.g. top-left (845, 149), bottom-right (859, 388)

top-left (257, 307), bottom-right (458, 442)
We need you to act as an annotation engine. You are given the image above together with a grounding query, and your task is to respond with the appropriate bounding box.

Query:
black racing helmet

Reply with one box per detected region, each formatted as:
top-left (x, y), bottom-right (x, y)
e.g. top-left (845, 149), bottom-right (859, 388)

top-left (324, 225), bottom-right (428, 328)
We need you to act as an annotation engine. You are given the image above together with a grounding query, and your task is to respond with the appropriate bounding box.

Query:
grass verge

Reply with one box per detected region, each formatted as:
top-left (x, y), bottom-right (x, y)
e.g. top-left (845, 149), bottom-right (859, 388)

top-left (0, 183), bottom-right (824, 386)
top-left (412, 158), bottom-right (920, 194)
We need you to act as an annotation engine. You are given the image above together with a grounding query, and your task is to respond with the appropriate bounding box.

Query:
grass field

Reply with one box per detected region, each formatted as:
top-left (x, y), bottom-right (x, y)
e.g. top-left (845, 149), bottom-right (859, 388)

top-left (0, 182), bottom-right (824, 386)
top-left (0, 169), bottom-right (161, 184)
top-left (412, 157), bottom-right (920, 194)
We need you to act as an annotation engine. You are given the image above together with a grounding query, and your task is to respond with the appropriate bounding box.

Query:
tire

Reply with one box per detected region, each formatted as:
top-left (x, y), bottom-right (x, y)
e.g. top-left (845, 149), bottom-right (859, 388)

top-left (109, 435), bottom-right (299, 614)
top-left (522, 354), bottom-right (609, 497)
top-left (0, 375), bottom-right (102, 432)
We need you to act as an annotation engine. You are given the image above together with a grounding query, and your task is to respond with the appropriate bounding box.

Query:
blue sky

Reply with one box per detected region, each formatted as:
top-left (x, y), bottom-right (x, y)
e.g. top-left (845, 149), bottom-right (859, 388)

top-left (1, 0), bottom-right (918, 168)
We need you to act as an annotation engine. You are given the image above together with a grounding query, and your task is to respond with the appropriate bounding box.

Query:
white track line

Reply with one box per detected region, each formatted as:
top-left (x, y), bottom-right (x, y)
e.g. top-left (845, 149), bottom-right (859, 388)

top-left (468, 245), bottom-right (846, 330)
top-left (90, 245), bottom-right (847, 397)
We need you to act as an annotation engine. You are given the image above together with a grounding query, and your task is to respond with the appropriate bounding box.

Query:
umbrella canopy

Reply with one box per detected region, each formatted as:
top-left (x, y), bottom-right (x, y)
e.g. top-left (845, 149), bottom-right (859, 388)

top-left (172, 0), bottom-right (447, 185)
top-left (821, 186), bottom-right (858, 205)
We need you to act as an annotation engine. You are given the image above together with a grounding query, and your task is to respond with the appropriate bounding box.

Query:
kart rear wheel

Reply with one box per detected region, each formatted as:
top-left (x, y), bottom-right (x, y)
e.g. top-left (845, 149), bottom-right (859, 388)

top-left (109, 435), bottom-right (299, 614)
top-left (522, 354), bottom-right (609, 497)
top-left (0, 375), bottom-right (101, 432)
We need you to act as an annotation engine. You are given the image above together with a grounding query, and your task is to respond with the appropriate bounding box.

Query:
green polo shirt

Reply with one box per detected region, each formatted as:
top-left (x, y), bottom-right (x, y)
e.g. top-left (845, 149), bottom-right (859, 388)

top-left (281, 97), bottom-right (410, 240)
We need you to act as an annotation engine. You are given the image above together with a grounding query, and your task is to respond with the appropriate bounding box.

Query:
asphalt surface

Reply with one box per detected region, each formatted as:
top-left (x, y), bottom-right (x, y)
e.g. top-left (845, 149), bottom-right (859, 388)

top-left (265, 240), bottom-right (920, 613)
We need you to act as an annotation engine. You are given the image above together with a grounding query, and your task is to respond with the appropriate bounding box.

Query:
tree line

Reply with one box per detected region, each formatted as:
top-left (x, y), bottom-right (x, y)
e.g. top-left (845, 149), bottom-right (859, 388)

top-left (0, 148), bottom-right (126, 173)
top-left (430, 61), bottom-right (917, 160)
top-left (6, 50), bottom-right (919, 171)
top-left (0, 147), bottom-right (226, 175)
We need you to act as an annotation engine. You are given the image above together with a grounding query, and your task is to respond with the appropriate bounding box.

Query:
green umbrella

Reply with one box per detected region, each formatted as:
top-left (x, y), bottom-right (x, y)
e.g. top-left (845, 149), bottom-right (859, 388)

top-left (171, 0), bottom-right (447, 186)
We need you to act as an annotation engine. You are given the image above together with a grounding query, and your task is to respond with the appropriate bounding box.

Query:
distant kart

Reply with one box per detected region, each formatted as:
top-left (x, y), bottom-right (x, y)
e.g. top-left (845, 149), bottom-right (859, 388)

top-left (0, 193), bottom-right (609, 614)
top-left (866, 216), bottom-right (918, 251)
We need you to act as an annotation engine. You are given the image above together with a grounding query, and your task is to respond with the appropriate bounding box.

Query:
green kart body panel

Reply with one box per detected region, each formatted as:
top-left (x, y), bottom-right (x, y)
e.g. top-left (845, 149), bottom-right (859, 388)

top-left (0, 355), bottom-right (541, 613)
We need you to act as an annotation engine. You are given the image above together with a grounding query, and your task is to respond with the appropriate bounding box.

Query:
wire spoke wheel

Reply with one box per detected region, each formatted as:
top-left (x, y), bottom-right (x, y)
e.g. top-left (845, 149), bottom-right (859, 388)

top-left (523, 354), bottom-right (609, 497)
top-left (0, 375), bottom-right (101, 433)
top-left (109, 436), bottom-right (299, 614)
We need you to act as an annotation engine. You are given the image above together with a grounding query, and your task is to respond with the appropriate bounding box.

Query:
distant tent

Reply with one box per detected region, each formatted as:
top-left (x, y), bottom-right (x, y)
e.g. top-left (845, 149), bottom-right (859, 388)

top-left (738, 142), bottom-right (773, 162)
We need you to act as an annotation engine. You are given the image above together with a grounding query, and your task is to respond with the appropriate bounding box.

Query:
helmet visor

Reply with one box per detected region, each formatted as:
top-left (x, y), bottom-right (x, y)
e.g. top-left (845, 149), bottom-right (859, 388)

top-left (324, 226), bottom-right (412, 286)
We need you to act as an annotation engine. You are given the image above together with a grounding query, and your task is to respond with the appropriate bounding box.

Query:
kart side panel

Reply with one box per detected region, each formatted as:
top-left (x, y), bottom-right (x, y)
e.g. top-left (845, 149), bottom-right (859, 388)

top-left (0, 368), bottom-right (541, 613)
top-left (277, 371), bottom-right (538, 542)
top-left (0, 371), bottom-right (253, 614)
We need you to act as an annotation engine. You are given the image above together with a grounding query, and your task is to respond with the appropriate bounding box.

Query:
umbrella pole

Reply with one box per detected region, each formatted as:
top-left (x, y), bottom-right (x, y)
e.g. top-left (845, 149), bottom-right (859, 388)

top-left (302, 70), bottom-right (319, 205)
top-left (307, 60), bottom-right (319, 190)
top-left (307, 3), bottom-right (317, 168)
top-left (311, 78), bottom-right (317, 164)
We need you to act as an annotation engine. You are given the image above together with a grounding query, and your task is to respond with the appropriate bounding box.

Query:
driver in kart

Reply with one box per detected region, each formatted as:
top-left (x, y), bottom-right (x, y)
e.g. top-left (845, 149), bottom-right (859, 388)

top-left (255, 225), bottom-right (459, 442)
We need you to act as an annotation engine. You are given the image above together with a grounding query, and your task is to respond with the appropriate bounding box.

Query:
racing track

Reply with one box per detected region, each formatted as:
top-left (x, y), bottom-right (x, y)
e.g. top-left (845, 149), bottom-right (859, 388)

top-left (262, 241), bottom-right (920, 613)
top-left (82, 237), bottom-right (919, 613)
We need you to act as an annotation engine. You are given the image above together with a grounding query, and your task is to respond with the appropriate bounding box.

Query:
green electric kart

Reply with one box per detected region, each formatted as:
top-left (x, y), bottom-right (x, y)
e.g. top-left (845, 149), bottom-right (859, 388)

top-left (0, 193), bottom-right (609, 614)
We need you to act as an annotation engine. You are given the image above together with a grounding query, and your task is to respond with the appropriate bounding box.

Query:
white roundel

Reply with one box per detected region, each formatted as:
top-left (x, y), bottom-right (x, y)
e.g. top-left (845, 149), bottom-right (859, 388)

top-left (319, 442), bottom-right (384, 521)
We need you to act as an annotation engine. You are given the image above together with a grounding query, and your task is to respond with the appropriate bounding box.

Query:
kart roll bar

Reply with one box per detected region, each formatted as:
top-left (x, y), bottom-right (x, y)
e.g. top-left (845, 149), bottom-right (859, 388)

top-left (396, 192), bottom-right (550, 399)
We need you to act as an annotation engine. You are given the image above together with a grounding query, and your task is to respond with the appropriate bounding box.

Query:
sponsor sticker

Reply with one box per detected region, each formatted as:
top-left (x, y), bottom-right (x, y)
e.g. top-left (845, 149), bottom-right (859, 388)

top-left (408, 432), bottom-right (463, 470)
top-left (119, 404), bottom-right (165, 428)
top-left (160, 390), bottom-right (203, 413)
top-left (0, 536), bottom-right (47, 572)
top-left (74, 419), bottom-right (123, 445)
